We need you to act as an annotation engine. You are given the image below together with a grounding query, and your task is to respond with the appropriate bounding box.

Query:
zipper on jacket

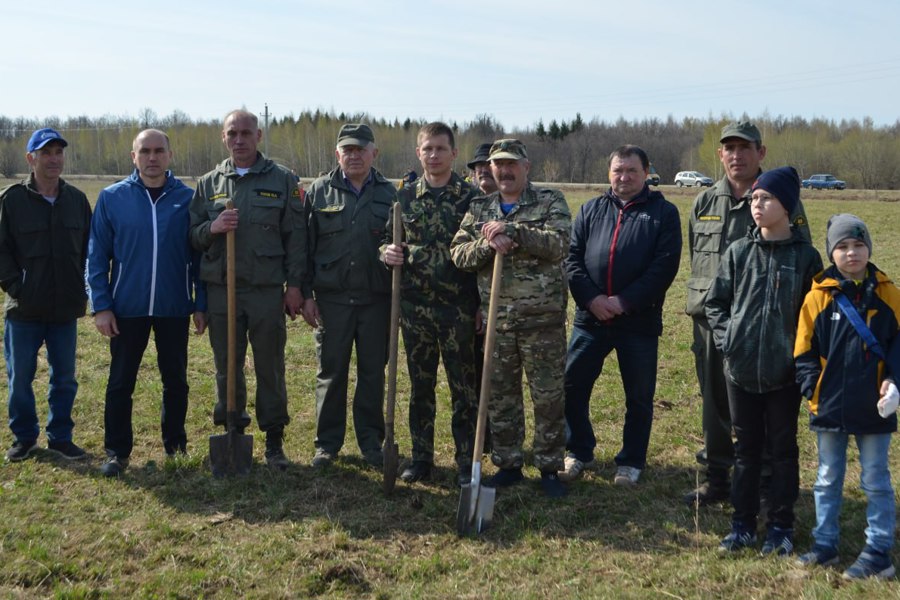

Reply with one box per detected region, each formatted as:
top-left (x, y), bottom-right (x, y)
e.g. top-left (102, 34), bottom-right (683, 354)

top-left (606, 199), bottom-right (636, 295)
top-left (146, 189), bottom-right (164, 315)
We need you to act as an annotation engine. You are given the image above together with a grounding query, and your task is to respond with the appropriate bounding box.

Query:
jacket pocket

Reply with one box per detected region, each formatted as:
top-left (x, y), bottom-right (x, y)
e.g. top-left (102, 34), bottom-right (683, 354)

top-left (314, 205), bottom-right (345, 236)
top-left (250, 244), bottom-right (286, 285)
top-left (250, 198), bottom-right (282, 230)
top-left (685, 276), bottom-right (713, 317)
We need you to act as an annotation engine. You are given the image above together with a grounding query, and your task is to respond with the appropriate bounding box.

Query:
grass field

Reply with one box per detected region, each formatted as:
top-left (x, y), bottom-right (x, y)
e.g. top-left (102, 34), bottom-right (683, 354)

top-left (1, 176), bottom-right (900, 599)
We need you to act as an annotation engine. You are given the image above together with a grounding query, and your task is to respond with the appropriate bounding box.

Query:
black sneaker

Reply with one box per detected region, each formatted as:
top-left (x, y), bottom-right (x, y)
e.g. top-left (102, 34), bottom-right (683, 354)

top-left (47, 440), bottom-right (87, 460)
top-left (400, 460), bottom-right (432, 483)
top-left (541, 471), bottom-right (568, 498)
top-left (718, 528), bottom-right (757, 554)
top-left (760, 527), bottom-right (794, 557)
top-left (485, 467), bottom-right (524, 488)
top-left (100, 456), bottom-right (129, 478)
top-left (6, 439), bottom-right (37, 462)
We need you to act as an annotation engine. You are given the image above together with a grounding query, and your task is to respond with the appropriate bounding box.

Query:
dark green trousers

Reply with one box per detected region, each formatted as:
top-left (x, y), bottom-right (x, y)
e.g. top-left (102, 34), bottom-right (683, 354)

top-left (313, 299), bottom-right (389, 455)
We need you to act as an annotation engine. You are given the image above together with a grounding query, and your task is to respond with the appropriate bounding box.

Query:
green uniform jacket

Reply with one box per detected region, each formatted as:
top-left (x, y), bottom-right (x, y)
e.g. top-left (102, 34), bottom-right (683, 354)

top-left (450, 184), bottom-right (570, 331)
top-left (304, 167), bottom-right (395, 304)
top-left (0, 175), bottom-right (92, 322)
top-left (189, 153), bottom-right (305, 289)
top-left (686, 174), bottom-right (811, 317)
top-left (381, 172), bottom-right (479, 312)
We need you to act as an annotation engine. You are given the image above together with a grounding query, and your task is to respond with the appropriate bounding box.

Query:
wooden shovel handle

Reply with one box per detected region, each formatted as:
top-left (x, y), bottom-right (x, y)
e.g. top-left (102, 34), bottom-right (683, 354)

top-left (385, 202), bottom-right (402, 430)
top-left (472, 252), bottom-right (503, 465)
top-left (226, 200), bottom-right (237, 414)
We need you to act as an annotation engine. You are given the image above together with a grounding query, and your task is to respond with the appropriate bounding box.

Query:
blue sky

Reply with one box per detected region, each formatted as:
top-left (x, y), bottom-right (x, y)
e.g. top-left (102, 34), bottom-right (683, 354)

top-left (3, 0), bottom-right (899, 130)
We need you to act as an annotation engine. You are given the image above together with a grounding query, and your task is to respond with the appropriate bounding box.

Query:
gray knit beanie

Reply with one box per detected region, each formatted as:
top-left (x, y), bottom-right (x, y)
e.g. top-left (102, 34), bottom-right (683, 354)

top-left (826, 213), bottom-right (873, 262)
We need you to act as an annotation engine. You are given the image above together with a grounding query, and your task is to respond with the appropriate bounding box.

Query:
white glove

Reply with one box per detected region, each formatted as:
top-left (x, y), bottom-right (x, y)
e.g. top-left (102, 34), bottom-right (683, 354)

top-left (878, 382), bottom-right (899, 418)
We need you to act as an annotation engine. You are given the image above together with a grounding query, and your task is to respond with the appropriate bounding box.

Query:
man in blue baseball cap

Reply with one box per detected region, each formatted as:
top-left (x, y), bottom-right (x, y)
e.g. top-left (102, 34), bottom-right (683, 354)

top-left (0, 128), bottom-right (92, 462)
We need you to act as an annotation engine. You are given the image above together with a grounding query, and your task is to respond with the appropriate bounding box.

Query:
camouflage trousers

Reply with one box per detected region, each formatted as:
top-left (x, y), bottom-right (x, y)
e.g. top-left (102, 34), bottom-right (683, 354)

top-left (401, 299), bottom-right (477, 468)
top-left (489, 325), bottom-right (566, 472)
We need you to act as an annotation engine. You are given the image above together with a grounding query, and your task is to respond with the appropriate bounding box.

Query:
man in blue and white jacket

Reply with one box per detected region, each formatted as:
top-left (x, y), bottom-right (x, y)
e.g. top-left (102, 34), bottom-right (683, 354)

top-left (86, 129), bottom-right (206, 477)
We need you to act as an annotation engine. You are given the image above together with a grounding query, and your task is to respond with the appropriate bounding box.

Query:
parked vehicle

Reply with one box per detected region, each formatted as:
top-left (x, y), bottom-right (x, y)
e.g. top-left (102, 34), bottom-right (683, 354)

top-left (674, 171), bottom-right (713, 187)
top-left (646, 164), bottom-right (660, 186)
top-left (801, 174), bottom-right (846, 190)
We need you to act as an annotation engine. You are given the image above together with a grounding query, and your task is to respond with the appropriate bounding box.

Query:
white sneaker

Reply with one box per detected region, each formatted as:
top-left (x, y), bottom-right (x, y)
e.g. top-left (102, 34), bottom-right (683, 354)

top-left (558, 456), bottom-right (596, 482)
top-left (614, 466), bottom-right (641, 486)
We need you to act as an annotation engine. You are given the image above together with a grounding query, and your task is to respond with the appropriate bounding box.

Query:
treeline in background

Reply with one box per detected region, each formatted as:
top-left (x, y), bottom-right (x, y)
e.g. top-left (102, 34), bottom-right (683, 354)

top-left (1, 109), bottom-right (898, 189)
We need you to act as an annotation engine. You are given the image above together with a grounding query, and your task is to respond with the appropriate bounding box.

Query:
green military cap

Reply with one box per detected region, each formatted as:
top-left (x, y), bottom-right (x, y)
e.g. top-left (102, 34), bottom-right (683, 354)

top-left (719, 121), bottom-right (761, 144)
top-left (336, 123), bottom-right (375, 147)
top-left (489, 139), bottom-right (528, 161)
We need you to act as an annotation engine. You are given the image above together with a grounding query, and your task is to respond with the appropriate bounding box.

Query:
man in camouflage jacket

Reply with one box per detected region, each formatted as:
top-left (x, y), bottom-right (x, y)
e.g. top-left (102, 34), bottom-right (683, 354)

top-left (382, 122), bottom-right (480, 486)
top-left (450, 139), bottom-right (570, 498)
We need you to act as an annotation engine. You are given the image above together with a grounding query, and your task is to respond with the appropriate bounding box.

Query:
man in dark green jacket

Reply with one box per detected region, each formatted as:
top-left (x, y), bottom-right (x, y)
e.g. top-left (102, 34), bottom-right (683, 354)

top-left (0, 128), bottom-right (92, 462)
top-left (302, 124), bottom-right (395, 469)
top-left (189, 110), bottom-right (306, 470)
top-left (684, 122), bottom-right (811, 505)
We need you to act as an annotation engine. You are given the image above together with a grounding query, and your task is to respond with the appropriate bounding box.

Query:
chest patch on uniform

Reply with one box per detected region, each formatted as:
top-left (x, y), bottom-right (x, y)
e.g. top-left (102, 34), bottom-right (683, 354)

top-left (255, 189), bottom-right (282, 199)
top-left (210, 193), bottom-right (227, 201)
top-left (698, 215), bottom-right (721, 221)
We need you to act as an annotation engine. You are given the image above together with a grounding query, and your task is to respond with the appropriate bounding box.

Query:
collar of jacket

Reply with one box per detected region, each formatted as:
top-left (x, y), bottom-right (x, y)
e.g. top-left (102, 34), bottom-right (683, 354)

top-left (606, 184), bottom-right (650, 207)
top-left (23, 173), bottom-right (68, 197)
top-left (813, 263), bottom-right (889, 292)
top-left (414, 172), bottom-right (465, 199)
top-left (747, 226), bottom-right (806, 246)
top-left (330, 167), bottom-right (390, 192)
top-left (125, 168), bottom-right (179, 192)
top-left (216, 153), bottom-right (271, 177)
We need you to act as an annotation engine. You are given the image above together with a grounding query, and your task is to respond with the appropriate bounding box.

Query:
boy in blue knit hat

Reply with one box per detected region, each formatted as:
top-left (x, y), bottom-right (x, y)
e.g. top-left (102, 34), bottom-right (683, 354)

top-left (705, 166), bottom-right (822, 556)
top-left (794, 213), bottom-right (900, 579)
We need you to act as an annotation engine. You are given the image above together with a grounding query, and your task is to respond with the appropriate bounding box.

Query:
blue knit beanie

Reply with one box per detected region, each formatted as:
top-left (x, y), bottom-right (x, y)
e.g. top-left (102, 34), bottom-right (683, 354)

top-left (752, 166), bottom-right (800, 214)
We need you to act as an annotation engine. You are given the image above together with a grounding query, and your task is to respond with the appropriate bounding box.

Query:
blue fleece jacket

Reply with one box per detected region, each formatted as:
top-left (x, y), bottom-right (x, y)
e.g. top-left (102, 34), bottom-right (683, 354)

top-left (87, 170), bottom-right (205, 317)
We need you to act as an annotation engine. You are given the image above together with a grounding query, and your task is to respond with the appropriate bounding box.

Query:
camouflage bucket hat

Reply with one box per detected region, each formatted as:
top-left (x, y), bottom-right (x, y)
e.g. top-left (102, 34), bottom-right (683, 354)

top-left (489, 139), bottom-right (528, 161)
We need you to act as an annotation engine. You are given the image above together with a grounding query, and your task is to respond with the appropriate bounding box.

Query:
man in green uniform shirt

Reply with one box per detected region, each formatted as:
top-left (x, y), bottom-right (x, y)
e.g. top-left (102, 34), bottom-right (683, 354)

top-left (189, 109), bottom-right (306, 470)
top-left (302, 124), bottom-right (395, 469)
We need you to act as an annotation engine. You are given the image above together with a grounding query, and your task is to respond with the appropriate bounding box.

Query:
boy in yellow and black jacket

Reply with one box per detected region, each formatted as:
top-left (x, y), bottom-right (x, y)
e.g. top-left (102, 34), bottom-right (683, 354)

top-left (794, 213), bottom-right (900, 580)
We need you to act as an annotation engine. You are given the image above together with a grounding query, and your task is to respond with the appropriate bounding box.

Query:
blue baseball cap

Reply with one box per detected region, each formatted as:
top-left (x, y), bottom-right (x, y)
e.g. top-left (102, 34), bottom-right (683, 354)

top-left (27, 128), bottom-right (68, 153)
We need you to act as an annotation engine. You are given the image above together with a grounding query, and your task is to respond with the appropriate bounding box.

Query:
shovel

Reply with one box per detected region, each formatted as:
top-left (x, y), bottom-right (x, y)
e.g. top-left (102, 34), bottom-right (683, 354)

top-left (456, 252), bottom-right (503, 536)
top-left (210, 200), bottom-right (254, 477)
top-left (383, 202), bottom-right (402, 495)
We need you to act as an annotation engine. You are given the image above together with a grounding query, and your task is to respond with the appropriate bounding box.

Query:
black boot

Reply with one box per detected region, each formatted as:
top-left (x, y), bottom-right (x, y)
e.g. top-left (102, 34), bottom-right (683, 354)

top-left (265, 427), bottom-right (290, 471)
top-left (684, 468), bottom-right (730, 507)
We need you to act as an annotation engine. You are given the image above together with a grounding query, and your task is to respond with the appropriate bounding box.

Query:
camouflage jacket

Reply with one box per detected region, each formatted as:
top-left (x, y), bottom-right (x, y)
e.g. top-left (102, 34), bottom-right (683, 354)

top-left (686, 174), bottom-right (810, 317)
top-left (381, 172), bottom-right (479, 312)
top-left (450, 184), bottom-right (570, 331)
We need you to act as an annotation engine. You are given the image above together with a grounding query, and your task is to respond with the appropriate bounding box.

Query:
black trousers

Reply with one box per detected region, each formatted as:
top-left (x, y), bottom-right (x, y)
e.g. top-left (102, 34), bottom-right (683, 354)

top-left (104, 316), bottom-right (189, 458)
top-left (726, 379), bottom-right (801, 531)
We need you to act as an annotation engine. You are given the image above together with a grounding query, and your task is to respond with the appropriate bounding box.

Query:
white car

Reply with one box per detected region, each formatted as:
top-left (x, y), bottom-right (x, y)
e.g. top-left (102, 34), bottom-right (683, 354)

top-left (674, 171), bottom-right (713, 187)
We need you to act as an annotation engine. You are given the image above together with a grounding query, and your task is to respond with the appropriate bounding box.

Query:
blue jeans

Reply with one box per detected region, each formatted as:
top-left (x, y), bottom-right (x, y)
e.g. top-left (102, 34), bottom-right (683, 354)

top-left (813, 431), bottom-right (895, 553)
top-left (5, 318), bottom-right (78, 443)
top-left (564, 324), bottom-right (658, 469)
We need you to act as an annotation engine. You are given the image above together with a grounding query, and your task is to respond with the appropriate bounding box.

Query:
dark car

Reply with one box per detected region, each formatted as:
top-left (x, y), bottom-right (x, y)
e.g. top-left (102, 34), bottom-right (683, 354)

top-left (801, 174), bottom-right (846, 190)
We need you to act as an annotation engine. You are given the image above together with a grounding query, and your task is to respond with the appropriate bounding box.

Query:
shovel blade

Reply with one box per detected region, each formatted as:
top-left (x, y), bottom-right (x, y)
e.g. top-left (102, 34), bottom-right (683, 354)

top-left (383, 442), bottom-right (399, 496)
top-left (209, 431), bottom-right (254, 477)
top-left (456, 483), bottom-right (496, 536)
